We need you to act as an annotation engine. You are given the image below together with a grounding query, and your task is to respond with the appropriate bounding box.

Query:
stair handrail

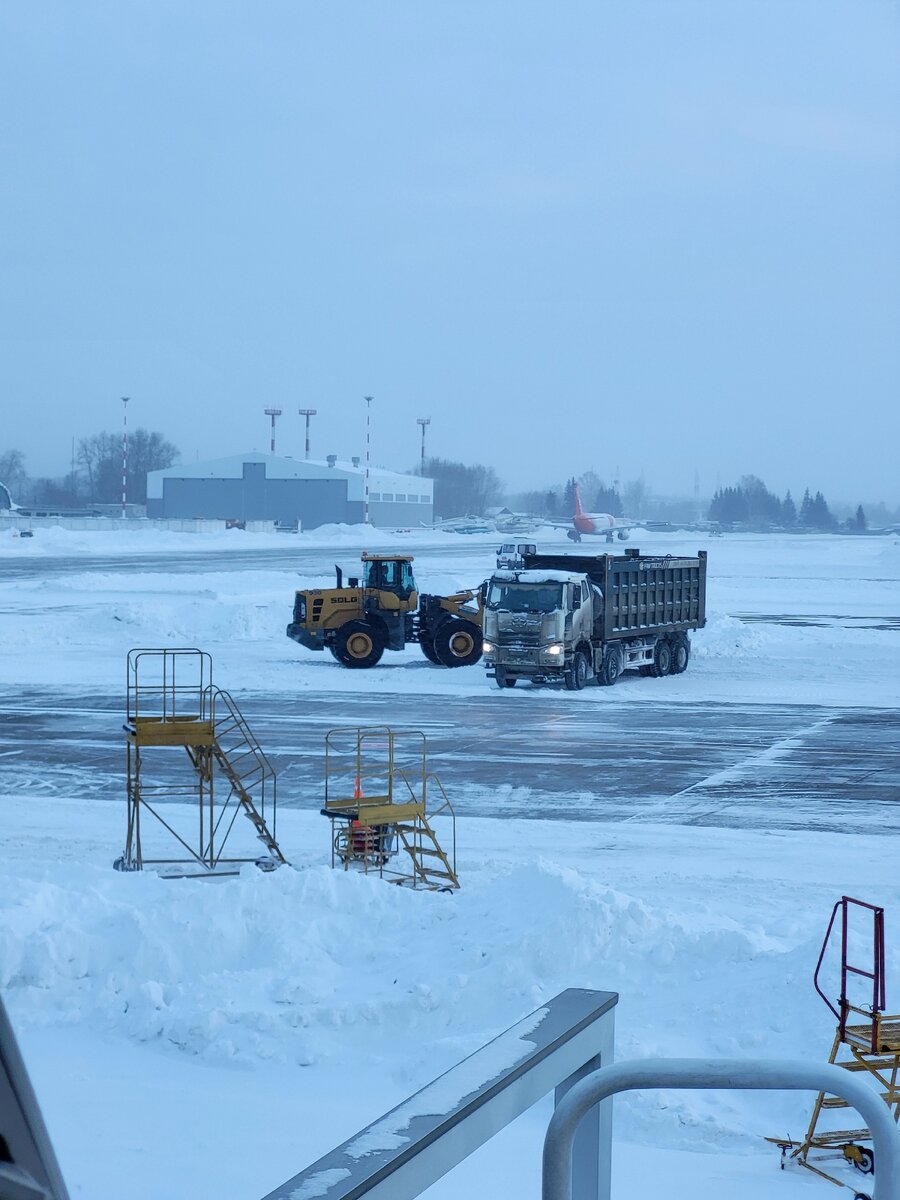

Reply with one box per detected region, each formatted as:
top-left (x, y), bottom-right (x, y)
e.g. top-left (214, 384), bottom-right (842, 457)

top-left (207, 686), bottom-right (279, 849)
top-left (425, 773), bottom-right (456, 877)
top-left (813, 896), bottom-right (886, 1049)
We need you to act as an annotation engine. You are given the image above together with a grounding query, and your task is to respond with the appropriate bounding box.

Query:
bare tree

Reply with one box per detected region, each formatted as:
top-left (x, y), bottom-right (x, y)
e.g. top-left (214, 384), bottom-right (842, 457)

top-left (0, 448), bottom-right (27, 498)
top-left (78, 429), bottom-right (178, 504)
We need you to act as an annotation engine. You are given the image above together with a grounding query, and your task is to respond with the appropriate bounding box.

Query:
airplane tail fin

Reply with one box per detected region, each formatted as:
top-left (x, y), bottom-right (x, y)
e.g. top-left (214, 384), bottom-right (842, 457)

top-left (574, 484), bottom-right (585, 517)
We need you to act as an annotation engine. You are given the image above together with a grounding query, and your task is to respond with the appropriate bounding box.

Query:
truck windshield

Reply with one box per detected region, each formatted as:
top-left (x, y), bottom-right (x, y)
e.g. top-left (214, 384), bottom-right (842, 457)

top-left (487, 582), bottom-right (562, 613)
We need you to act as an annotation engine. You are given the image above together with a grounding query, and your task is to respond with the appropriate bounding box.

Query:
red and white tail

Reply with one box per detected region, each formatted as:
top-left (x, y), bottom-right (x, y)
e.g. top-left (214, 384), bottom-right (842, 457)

top-left (574, 484), bottom-right (585, 517)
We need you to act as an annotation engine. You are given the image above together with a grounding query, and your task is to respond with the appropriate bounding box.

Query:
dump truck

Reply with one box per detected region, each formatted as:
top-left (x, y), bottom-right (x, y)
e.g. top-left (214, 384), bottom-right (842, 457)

top-left (286, 553), bottom-right (484, 669)
top-left (482, 548), bottom-right (707, 689)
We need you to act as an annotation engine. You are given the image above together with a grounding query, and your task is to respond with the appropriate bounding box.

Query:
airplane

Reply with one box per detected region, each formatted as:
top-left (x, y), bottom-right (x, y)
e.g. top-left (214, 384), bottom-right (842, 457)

top-left (493, 513), bottom-right (540, 535)
top-left (419, 514), bottom-right (495, 534)
top-left (543, 485), bottom-right (639, 543)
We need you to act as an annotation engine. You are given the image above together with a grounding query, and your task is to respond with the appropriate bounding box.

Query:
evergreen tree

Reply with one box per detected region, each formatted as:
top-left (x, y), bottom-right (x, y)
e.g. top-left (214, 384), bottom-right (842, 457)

top-left (806, 491), bottom-right (836, 531)
top-left (799, 489), bottom-right (812, 526)
top-left (593, 485), bottom-right (623, 516)
top-left (563, 477), bottom-right (578, 514)
top-left (855, 504), bottom-right (867, 532)
top-left (781, 490), bottom-right (797, 527)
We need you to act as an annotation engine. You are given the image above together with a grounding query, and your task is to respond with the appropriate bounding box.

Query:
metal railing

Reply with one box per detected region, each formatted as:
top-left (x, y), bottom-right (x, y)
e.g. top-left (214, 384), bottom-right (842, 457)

top-left (542, 1057), bottom-right (900, 1200)
top-left (261, 988), bottom-right (617, 1200)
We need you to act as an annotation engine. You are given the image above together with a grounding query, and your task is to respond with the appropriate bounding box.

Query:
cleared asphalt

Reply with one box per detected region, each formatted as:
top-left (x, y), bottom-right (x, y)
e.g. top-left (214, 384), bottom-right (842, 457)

top-left (3, 689), bottom-right (898, 833)
top-left (3, 544), bottom-right (898, 833)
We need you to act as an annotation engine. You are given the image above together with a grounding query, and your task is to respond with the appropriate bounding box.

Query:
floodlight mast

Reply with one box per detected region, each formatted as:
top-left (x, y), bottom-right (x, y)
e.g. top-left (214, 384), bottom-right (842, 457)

top-left (298, 408), bottom-right (317, 460)
top-left (264, 407), bottom-right (283, 455)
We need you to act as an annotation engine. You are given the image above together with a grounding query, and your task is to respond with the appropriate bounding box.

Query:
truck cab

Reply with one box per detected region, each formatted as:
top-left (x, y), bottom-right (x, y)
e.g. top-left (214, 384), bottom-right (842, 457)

top-left (482, 569), bottom-right (596, 689)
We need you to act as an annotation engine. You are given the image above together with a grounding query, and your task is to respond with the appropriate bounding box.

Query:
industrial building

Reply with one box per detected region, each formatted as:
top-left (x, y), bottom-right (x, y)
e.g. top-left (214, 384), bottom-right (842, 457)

top-left (146, 453), bottom-right (433, 529)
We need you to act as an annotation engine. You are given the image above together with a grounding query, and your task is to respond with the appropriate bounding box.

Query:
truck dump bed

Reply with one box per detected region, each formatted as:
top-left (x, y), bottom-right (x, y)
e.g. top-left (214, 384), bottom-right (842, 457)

top-left (522, 549), bottom-right (707, 641)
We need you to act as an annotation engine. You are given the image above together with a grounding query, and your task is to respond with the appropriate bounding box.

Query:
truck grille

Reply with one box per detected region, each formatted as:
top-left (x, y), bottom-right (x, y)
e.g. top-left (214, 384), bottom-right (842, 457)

top-left (497, 631), bottom-right (542, 648)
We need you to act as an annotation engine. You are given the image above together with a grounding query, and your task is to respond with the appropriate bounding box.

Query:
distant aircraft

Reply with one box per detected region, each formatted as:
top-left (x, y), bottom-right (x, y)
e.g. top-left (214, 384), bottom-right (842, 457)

top-left (494, 513), bottom-right (540, 535)
top-left (544, 485), bottom-right (637, 543)
top-left (420, 515), bottom-right (495, 535)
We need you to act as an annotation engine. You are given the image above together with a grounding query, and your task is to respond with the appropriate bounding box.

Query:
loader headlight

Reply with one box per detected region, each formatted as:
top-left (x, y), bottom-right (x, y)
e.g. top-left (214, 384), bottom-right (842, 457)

top-left (482, 641), bottom-right (495, 656)
top-left (544, 643), bottom-right (564, 656)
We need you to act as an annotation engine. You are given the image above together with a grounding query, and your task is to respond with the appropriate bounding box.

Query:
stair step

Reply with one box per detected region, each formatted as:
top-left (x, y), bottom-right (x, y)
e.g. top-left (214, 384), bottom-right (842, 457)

top-left (416, 868), bottom-right (456, 880)
top-left (835, 1058), bottom-right (900, 1072)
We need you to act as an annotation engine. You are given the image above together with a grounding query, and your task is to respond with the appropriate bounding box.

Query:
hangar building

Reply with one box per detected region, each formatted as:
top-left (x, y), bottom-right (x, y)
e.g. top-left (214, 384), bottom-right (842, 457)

top-left (146, 453), bottom-right (433, 529)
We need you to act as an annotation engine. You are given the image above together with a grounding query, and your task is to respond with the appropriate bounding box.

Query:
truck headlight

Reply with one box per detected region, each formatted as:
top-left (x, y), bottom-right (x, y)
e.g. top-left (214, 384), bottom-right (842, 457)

top-left (544, 643), bottom-right (564, 656)
top-left (482, 641), bottom-right (494, 655)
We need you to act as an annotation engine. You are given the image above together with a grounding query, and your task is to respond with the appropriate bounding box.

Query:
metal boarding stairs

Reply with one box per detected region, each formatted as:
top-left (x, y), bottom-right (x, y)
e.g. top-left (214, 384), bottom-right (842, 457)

top-left (118, 648), bottom-right (286, 877)
top-left (768, 896), bottom-right (900, 1191)
top-left (322, 727), bottom-right (459, 890)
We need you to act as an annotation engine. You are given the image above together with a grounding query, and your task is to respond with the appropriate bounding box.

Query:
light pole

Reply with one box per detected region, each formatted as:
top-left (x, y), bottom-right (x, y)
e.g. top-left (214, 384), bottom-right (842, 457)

top-left (264, 407), bottom-right (283, 455)
top-left (417, 417), bottom-right (431, 474)
top-left (364, 395), bottom-right (373, 525)
top-left (298, 408), bottom-right (317, 460)
top-left (121, 396), bottom-right (129, 518)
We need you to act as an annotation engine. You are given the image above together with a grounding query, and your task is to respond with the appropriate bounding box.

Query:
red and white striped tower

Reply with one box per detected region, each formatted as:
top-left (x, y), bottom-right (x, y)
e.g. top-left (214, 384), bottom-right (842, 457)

top-left (121, 396), bottom-right (129, 518)
top-left (298, 408), bottom-right (316, 460)
top-left (364, 395), bottom-right (373, 525)
top-left (417, 417), bottom-right (430, 474)
top-left (264, 407), bottom-right (283, 454)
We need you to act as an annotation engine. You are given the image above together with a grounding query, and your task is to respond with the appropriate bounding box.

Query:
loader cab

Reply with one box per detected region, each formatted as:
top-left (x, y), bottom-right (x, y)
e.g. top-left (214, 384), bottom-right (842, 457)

top-left (361, 554), bottom-right (418, 606)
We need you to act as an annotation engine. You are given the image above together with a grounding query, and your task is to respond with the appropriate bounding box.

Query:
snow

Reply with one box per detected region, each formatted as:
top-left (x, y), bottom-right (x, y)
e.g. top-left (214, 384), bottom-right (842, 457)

top-left (2, 526), bottom-right (900, 1198)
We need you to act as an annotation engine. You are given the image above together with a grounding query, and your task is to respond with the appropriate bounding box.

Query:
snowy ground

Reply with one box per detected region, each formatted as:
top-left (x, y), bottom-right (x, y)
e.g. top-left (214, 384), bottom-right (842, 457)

top-left (2, 525), bottom-right (900, 1198)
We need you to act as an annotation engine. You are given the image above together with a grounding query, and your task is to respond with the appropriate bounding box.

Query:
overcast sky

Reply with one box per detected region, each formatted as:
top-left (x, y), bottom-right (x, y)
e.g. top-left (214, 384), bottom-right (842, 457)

top-left (2, 1), bottom-right (898, 503)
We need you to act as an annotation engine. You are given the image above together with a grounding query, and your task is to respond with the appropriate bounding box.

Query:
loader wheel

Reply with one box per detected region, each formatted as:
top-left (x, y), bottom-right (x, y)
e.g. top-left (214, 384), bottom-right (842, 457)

top-left (565, 651), bottom-right (589, 690)
top-left (334, 620), bottom-right (385, 668)
top-left (433, 620), bottom-right (482, 667)
top-left (650, 639), bottom-right (672, 678)
top-left (597, 646), bottom-right (621, 686)
top-left (671, 633), bottom-right (690, 674)
top-left (419, 632), bottom-right (442, 665)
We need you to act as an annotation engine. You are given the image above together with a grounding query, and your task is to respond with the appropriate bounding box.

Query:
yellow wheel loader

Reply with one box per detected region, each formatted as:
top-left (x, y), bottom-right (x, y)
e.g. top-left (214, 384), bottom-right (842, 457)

top-left (286, 553), bottom-right (484, 669)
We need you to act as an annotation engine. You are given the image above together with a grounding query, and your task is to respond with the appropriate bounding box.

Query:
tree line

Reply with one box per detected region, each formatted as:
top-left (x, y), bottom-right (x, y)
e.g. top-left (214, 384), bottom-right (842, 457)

top-left (0, 430), bottom-right (178, 508)
top-left (708, 475), bottom-right (867, 531)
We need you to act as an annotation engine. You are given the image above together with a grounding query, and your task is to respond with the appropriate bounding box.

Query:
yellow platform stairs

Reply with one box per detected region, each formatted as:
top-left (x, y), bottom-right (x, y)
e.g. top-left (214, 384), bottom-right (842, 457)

top-left (116, 648), bottom-right (286, 877)
top-left (321, 727), bottom-right (459, 891)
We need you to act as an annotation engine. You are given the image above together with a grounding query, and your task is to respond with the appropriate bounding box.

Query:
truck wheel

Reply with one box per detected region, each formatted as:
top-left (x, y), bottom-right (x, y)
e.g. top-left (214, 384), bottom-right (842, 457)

top-left (671, 634), bottom-right (690, 674)
top-left (565, 651), bottom-right (589, 690)
top-left (598, 646), bottom-right (621, 686)
top-left (419, 632), bottom-right (441, 665)
top-left (433, 620), bottom-right (483, 667)
top-left (334, 620), bottom-right (385, 668)
top-left (494, 670), bottom-right (517, 689)
top-left (651, 638), bottom-right (673, 678)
